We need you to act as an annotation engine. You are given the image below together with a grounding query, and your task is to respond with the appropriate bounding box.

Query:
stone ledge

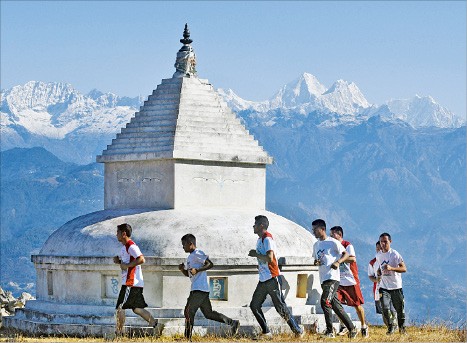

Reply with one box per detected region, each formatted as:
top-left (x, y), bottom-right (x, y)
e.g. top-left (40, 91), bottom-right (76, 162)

top-left (97, 151), bottom-right (272, 164)
top-left (3, 303), bottom-right (358, 338)
top-left (31, 255), bottom-right (315, 267)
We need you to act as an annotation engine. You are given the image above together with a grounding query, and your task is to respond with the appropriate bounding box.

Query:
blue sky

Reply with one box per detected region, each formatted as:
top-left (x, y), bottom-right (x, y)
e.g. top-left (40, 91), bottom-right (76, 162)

top-left (1, 1), bottom-right (466, 119)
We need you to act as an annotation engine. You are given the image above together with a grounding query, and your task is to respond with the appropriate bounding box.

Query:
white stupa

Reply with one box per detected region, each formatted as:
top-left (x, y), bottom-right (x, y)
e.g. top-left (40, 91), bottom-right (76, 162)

top-left (5, 25), bottom-right (334, 337)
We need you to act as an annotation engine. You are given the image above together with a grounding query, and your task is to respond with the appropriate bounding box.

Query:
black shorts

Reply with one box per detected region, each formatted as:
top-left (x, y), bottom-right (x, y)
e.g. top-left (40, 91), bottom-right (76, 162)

top-left (116, 286), bottom-right (148, 310)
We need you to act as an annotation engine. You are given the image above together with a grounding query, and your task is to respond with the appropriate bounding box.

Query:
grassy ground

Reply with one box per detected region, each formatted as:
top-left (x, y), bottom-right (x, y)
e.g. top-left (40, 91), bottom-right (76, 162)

top-left (1, 324), bottom-right (465, 343)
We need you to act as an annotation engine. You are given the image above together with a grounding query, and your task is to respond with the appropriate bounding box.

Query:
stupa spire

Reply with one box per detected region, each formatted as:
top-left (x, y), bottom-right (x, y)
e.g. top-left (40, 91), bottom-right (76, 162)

top-left (173, 23), bottom-right (197, 78)
top-left (180, 23), bottom-right (193, 44)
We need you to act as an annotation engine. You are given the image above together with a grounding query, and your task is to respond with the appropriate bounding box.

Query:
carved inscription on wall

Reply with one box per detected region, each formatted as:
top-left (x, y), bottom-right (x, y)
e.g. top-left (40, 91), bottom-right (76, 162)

top-left (117, 171), bottom-right (162, 192)
top-left (193, 175), bottom-right (245, 189)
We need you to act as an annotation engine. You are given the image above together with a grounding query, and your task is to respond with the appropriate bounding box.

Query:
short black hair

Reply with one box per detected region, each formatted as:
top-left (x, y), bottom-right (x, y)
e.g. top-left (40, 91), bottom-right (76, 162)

top-left (379, 232), bottom-right (392, 241)
top-left (255, 215), bottom-right (269, 229)
top-left (117, 223), bottom-right (132, 237)
top-left (181, 233), bottom-right (196, 246)
top-left (311, 219), bottom-right (326, 230)
top-left (330, 226), bottom-right (343, 237)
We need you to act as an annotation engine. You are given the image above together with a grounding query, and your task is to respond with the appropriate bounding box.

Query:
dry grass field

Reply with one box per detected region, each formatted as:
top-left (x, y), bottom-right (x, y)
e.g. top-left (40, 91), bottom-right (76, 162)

top-left (1, 324), bottom-right (465, 343)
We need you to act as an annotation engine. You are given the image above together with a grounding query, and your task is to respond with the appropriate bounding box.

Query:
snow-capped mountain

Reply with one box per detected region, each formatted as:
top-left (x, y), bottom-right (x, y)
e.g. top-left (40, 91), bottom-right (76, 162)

top-left (219, 72), bottom-right (371, 116)
top-left (218, 72), bottom-right (462, 129)
top-left (1, 81), bottom-right (143, 162)
top-left (317, 79), bottom-right (370, 114)
top-left (216, 88), bottom-right (270, 112)
top-left (385, 95), bottom-right (462, 128)
top-left (269, 73), bottom-right (327, 108)
top-left (1, 81), bottom-right (140, 140)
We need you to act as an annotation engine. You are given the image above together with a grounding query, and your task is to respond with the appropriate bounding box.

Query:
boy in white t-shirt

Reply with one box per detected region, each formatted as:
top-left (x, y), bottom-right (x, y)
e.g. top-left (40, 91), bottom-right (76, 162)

top-left (312, 219), bottom-right (357, 339)
top-left (376, 232), bottom-right (407, 335)
top-left (248, 215), bottom-right (303, 339)
top-left (178, 234), bottom-right (239, 340)
top-left (368, 241), bottom-right (397, 328)
top-left (113, 223), bottom-right (157, 336)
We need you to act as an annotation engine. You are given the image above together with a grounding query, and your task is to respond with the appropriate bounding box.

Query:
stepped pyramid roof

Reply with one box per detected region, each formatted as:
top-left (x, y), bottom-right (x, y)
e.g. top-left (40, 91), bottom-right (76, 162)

top-left (97, 25), bottom-right (272, 165)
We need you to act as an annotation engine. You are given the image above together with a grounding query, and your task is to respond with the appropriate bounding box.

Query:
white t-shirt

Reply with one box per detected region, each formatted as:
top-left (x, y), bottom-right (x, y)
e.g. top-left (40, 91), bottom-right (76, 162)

top-left (376, 248), bottom-right (404, 290)
top-left (339, 242), bottom-right (357, 286)
top-left (120, 240), bottom-right (144, 287)
top-left (256, 232), bottom-right (280, 282)
top-left (185, 249), bottom-right (210, 292)
top-left (313, 237), bottom-right (346, 283)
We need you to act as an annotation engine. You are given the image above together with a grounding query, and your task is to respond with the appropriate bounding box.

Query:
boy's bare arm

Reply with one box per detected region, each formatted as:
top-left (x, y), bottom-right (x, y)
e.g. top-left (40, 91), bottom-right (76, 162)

top-left (178, 263), bottom-right (189, 277)
top-left (190, 258), bottom-right (214, 275)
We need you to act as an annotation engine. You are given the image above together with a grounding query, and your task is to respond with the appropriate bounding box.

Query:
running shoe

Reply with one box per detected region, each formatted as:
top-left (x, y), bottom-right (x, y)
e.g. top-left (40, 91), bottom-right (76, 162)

top-left (320, 330), bottom-right (335, 338)
top-left (337, 325), bottom-right (349, 336)
top-left (361, 325), bottom-right (369, 338)
top-left (386, 325), bottom-right (396, 335)
top-left (295, 329), bottom-right (305, 338)
top-left (348, 327), bottom-right (359, 339)
top-left (230, 320), bottom-right (240, 336)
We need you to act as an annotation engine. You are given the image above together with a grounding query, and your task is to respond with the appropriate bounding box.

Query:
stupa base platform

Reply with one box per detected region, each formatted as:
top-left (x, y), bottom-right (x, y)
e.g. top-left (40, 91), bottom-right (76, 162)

top-left (2, 300), bottom-right (360, 338)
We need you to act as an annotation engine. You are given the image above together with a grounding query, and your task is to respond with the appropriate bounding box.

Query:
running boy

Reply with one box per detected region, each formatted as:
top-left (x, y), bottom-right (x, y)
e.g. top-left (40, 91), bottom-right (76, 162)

top-left (376, 232), bottom-right (407, 335)
top-left (179, 233), bottom-right (240, 340)
top-left (114, 223), bottom-right (157, 335)
top-left (248, 215), bottom-right (304, 339)
top-left (312, 219), bottom-right (357, 339)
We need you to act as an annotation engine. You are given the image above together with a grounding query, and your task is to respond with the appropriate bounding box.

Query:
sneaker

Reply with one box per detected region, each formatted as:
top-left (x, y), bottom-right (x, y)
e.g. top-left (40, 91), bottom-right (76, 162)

top-left (230, 320), bottom-right (240, 336)
top-left (320, 330), bottom-right (335, 338)
top-left (399, 326), bottom-right (407, 335)
top-left (153, 321), bottom-right (164, 337)
top-left (361, 326), bottom-right (369, 338)
top-left (386, 325), bottom-right (396, 335)
top-left (294, 329), bottom-right (305, 338)
top-left (337, 326), bottom-right (349, 336)
top-left (253, 332), bottom-right (273, 340)
top-left (348, 327), bottom-right (359, 339)
top-left (151, 318), bottom-right (158, 328)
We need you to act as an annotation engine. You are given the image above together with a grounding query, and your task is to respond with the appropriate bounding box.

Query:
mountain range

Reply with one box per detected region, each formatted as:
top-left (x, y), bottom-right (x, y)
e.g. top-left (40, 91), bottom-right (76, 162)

top-left (0, 75), bottom-right (465, 325)
top-left (218, 72), bottom-right (462, 129)
top-left (1, 75), bottom-right (463, 164)
top-left (1, 81), bottom-right (140, 163)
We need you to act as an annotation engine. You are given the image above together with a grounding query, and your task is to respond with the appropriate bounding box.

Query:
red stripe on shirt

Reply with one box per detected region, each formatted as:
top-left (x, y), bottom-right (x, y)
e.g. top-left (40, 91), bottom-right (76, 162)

top-left (125, 240), bottom-right (138, 286)
top-left (341, 240), bottom-right (360, 284)
top-left (262, 232), bottom-right (280, 278)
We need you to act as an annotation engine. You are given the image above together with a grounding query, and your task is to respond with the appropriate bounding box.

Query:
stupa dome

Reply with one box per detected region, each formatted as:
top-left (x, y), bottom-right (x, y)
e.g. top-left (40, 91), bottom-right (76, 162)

top-left (38, 208), bottom-right (315, 264)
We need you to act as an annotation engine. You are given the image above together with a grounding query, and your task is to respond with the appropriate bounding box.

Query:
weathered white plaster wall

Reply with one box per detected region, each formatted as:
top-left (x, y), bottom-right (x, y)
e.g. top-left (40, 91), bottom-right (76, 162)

top-left (104, 160), bottom-right (174, 209)
top-left (173, 161), bottom-right (266, 209)
top-left (33, 258), bottom-right (319, 309)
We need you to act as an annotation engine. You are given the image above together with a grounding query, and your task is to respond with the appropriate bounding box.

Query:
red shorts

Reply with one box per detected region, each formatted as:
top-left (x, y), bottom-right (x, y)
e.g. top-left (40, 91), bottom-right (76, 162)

top-left (337, 284), bottom-right (365, 306)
